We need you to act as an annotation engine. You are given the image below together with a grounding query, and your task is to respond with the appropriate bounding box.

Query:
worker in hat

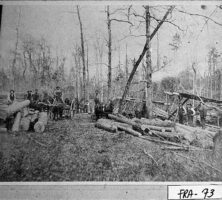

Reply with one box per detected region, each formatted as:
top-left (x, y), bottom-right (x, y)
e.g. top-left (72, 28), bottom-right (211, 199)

top-left (7, 89), bottom-right (16, 105)
top-left (198, 102), bottom-right (207, 129)
top-left (178, 102), bottom-right (186, 124)
top-left (186, 103), bottom-right (196, 126)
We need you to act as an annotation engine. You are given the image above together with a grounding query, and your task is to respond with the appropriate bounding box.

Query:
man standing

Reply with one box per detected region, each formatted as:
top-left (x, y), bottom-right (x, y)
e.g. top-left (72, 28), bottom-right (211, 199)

top-left (54, 86), bottom-right (63, 103)
top-left (178, 102), bottom-right (186, 124)
top-left (186, 103), bottom-right (196, 126)
top-left (26, 90), bottom-right (32, 101)
top-left (32, 89), bottom-right (40, 103)
top-left (7, 89), bottom-right (16, 105)
top-left (53, 86), bottom-right (64, 119)
top-left (198, 102), bottom-right (207, 129)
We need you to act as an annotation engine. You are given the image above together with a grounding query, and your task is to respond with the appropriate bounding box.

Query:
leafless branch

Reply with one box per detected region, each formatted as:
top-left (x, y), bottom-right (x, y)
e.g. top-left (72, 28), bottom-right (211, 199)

top-left (109, 7), bottom-right (129, 15)
top-left (176, 8), bottom-right (222, 26)
top-left (110, 18), bottom-right (133, 26)
top-left (150, 15), bottom-right (184, 31)
top-left (132, 12), bottom-right (146, 20)
top-left (199, 7), bottom-right (218, 34)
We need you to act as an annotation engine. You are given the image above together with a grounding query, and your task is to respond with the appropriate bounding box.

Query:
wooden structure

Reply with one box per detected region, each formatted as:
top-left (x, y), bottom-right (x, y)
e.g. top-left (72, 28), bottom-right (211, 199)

top-left (112, 97), bottom-right (169, 119)
top-left (166, 91), bottom-right (222, 123)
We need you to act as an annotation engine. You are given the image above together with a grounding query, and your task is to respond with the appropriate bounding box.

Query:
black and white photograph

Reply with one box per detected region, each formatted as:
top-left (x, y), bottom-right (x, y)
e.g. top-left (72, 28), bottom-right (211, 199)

top-left (1, 1), bottom-right (222, 182)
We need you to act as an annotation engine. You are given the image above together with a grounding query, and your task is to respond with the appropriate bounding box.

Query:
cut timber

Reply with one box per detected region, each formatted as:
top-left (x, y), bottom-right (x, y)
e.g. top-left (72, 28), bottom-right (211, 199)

top-left (161, 146), bottom-right (189, 151)
top-left (20, 116), bottom-right (31, 131)
top-left (117, 125), bottom-right (142, 137)
top-left (175, 123), bottom-right (195, 132)
top-left (31, 113), bottom-right (39, 122)
top-left (22, 107), bottom-right (29, 117)
top-left (12, 112), bottom-right (21, 132)
top-left (95, 118), bottom-right (117, 133)
top-left (113, 121), bottom-right (131, 129)
top-left (153, 107), bottom-right (168, 119)
top-left (1, 100), bottom-right (30, 120)
top-left (34, 112), bottom-right (48, 133)
top-left (176, 123), bottom-right (216, 138)
top-left (140, 118), bottom-right (174, 127)
top-left (175, 126), bottom-right (196, 143)
top-left (150, 130), bottom-right (180, 142)
top-left (141, 124), bottom-right (173, 132)
top-left (140, 135), bottom-right (186, 147)
top-left (108, 114), bottom-right (137, 126)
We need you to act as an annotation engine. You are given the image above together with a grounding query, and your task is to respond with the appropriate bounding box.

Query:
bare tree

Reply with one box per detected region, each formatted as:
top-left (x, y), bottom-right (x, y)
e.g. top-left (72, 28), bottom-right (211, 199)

top-left (107, 6), bottom-right (112, 100)
top-left (94, 36), bottom-right (105, 101)
top-left (144, 6), bottom-right (152, 118)
top-left (11, 7), bottom-right (21, 90)
top-left (105, 6), bottom-right (133, 100)
top-left (118, 6), bottom-right (175, 114)
top-left (76, 6), bottom-right (86, 103)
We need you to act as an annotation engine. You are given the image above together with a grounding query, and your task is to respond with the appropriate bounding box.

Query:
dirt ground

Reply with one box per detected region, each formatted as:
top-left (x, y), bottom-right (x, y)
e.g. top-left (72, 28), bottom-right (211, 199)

top-left (0, 113), bottom-right (221, 181)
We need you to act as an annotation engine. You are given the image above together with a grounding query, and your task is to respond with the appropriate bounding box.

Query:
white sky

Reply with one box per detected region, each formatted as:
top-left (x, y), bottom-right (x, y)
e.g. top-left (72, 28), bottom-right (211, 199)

top-left (0, 2), bottom-right (222, 82)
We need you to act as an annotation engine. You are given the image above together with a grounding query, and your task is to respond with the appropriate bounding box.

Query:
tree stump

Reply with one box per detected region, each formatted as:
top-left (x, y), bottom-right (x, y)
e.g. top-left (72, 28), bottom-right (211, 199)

top-left (34, 112), bottom-right (48, 133)
top-left (20, 116), bottom-right (31, 131)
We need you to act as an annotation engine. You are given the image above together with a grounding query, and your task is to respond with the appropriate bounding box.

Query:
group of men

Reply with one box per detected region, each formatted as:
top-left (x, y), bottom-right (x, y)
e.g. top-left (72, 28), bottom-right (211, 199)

top-left (7, 87), bottom-right (63, 105)
top-left (178, 101), bottom-right (207, 128)
top-left (94, 93), bottom-right (114, 120)
top-left (6, 87), bottom-right (96, 120)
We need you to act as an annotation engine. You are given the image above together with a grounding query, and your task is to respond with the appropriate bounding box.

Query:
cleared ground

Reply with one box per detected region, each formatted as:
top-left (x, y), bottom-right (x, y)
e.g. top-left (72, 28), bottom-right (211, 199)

top-left (0, 114), bottom-right (221, 181)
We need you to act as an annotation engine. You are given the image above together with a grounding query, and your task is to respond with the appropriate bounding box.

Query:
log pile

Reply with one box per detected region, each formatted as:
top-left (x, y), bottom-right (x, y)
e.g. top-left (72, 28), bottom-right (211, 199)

top-left (0, 99), bottom-right (48, 133)
top-left (95, 114), bottom-right (218, 149)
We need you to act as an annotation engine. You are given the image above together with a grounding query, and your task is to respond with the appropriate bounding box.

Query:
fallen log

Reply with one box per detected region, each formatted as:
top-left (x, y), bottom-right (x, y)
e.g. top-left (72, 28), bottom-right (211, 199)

top-left (161, 146), bottom-right (189, 151)
top-left (150, 130), bottom-right (180, 142)
top-left (176, 123), bottom-right (216, 138)
top-left (140, 118), bottom-right (174, 127)
top-left (117, 125), bottom-right (142, 137)
top-left (140, 135), bottom-right (187, 147)
top-left (34, 112), bottom-right (48, 133)
top-left (175, 126), bottom-right (196, 143)
top-left (206, 123), bottom-right (220, 129)
top-left (22, 107), bottom-right (29, 117)
top-left (95, 118), bottom-right (117, 133)
top-left (141, 124), bottom-right (173, 132)
top-left (31, 112), bottom-right (39, 122)
top-left (113, 121), bottom-right (131, 129)
top-left (108, 114), bottom-right (137, 126)
top-left (1, 100), bottom-right (30, 120)
top-left (176, 123), bottom-right (195, 132)
top-left (12, 112), bottom-right (21, 132)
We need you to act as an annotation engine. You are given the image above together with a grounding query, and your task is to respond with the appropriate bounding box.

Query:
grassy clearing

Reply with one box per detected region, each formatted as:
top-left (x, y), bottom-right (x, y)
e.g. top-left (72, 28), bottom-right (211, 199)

top-left (0, 114), bottom-right (221, 181)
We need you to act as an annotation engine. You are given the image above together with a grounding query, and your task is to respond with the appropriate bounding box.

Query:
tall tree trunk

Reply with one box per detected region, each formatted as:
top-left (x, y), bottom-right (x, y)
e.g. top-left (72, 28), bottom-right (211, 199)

top-left (86, 44), bottom-right (90, 101)
top-left (145, 6), bottom-right (152, 118)
top-left (0, 5), bottom-right (2, 33)
top-left (107, 6), bottom-right (112, 100)
top-left (118, 6), bottom-right (174, 113)
top-left (11, 8), bottom-right (21, 90)
top-left (125, 44), bottom-right (129, 80)
top-left (76, 6), bottom-right (86, 103)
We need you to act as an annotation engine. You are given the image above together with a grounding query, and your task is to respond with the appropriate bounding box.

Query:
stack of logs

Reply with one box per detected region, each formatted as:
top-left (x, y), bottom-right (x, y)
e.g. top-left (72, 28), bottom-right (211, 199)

top-left (0, 100), bottom-right (48, 133)
top-left (95, 114), bottom-right (219, 149)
